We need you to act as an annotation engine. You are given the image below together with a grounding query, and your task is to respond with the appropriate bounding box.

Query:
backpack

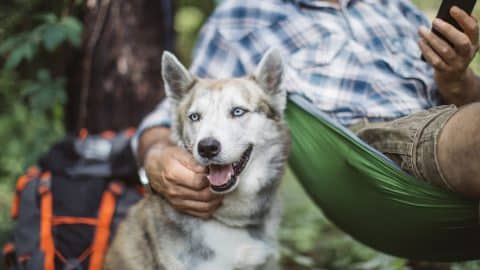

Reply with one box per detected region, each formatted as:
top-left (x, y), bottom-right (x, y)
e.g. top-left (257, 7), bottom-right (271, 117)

top-left (2, 129), bottom-right (143, 270)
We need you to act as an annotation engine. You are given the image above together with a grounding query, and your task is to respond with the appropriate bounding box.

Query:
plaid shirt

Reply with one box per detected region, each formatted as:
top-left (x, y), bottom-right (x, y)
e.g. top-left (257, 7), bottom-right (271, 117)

top-left (133, 0), bottom-right (442, 152)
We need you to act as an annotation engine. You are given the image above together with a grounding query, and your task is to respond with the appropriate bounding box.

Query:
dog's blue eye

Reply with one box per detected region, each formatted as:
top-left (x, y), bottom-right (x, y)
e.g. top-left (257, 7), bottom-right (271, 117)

top-left (231, 107), bottom-right (248, 118)
top-left (188, 113), bottom-right (201, 122)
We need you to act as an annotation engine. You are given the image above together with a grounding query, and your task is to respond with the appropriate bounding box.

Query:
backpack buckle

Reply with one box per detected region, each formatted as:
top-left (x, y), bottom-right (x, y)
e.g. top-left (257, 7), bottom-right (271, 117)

top-left (38, 172), bottom-right (51, 195)
top-left (74, 137), bottom-right (113, 161)
top-left (108, 182), bottom-right (124, 196)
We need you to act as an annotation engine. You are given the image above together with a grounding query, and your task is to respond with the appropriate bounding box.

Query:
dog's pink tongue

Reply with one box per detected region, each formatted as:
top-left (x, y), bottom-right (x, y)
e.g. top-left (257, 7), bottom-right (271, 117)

top-left (208, 164), bottom-right (232, 186)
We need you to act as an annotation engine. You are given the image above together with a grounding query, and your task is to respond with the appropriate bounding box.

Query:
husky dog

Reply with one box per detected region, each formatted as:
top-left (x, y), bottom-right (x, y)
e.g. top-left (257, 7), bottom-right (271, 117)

top-left (104, 49), bottom-right (290, 270)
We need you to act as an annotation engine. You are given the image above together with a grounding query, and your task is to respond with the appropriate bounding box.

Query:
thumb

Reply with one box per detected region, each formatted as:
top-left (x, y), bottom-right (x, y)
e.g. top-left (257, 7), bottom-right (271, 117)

top-left (174, 148), bottom-right (206, 173)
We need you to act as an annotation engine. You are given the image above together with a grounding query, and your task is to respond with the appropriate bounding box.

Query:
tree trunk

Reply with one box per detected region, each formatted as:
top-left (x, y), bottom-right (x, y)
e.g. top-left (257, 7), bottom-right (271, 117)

top-left (65, 0), bottom-right (175, 134)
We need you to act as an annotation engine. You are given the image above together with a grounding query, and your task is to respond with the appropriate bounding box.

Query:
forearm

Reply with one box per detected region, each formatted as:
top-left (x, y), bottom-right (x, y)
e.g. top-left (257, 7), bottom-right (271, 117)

top-left (438, 68), bottom-right (480, 106)
top-left (138, 126), bottom-right (173, 166)
top-left (132, 98), bottom-right (173, 165)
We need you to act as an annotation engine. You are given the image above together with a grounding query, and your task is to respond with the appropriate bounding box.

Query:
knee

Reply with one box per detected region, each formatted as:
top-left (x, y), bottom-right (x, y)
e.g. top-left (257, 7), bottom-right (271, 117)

top-left (437, 103), bottom-right (480, 198)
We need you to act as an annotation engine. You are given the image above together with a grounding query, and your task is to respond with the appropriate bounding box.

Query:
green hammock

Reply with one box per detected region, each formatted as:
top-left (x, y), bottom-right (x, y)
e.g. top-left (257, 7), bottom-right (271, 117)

top-left (285, 94), bottom-right (480, 262)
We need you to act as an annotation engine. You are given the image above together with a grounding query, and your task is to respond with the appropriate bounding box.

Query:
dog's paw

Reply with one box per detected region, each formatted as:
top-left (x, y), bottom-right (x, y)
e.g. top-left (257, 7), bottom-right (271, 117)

top-left (233, 244), bottom-right (275, 270)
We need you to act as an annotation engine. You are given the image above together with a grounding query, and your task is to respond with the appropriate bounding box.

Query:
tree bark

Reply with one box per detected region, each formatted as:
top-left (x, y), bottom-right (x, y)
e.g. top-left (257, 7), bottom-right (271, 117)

top-left (65, 0), bottom-right (175, 134)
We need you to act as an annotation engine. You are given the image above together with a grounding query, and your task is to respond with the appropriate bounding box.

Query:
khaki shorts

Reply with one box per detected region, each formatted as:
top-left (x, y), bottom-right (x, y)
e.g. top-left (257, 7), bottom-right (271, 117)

top-left (350, 105), bottom-right (458, 191)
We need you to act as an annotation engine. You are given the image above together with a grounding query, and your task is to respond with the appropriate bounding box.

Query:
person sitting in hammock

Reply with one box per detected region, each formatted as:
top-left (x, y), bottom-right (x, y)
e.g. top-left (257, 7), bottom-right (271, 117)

top-left (133, 0), bottom-right (480, 218)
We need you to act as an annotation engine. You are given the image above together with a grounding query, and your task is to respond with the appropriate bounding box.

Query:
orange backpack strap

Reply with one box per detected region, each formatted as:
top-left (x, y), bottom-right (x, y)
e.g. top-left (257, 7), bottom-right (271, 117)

top-left (88, 182), bottom-right (123, 270)
top-left (2, 242), bottom-right (16, 268)
top-left (38, 171), bottom-right (55, 270)
top-left (101, 130), bottom-right (115, 139)
top-left (11, 166), bottom-right (40, 218)
top-left (79, 128), bottom-right (89, 140)
top-left (2, 242), bottom-right (15, 255)
top-left (124, 127), bottom-right (136, 138)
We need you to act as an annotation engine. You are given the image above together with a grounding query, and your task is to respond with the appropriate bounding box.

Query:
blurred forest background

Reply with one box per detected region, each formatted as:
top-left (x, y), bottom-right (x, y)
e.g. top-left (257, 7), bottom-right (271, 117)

top-left (1, 0), bottom-right (480, 269)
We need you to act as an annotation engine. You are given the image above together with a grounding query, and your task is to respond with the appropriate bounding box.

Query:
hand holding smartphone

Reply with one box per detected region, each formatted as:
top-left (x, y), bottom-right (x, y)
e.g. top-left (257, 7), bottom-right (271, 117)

top-left (421, 0), bottom-right (477, 61)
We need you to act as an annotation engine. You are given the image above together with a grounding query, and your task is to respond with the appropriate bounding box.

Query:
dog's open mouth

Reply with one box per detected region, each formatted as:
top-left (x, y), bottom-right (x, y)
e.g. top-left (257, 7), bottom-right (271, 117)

top-left (207, 145), bottom-right (253, 194)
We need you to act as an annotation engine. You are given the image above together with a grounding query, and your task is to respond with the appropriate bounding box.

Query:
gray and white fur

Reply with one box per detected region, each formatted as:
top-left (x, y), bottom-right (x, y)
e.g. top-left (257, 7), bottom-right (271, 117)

top-left (104, 49), bottom-right (290, 270)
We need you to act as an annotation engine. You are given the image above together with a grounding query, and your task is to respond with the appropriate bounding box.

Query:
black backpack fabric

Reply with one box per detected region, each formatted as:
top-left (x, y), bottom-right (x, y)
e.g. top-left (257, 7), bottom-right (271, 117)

top-left (2, 129), bottom-right (143, 270)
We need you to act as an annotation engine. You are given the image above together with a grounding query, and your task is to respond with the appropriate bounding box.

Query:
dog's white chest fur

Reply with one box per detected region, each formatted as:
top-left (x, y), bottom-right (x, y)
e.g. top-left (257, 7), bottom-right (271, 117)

top-left (194, 221), bottom-right (276, 270)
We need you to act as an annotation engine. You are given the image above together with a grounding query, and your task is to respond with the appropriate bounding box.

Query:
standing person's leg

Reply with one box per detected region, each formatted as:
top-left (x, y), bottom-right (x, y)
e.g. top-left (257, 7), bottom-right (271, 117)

top-left (437, 102), bottom-right (480, 198)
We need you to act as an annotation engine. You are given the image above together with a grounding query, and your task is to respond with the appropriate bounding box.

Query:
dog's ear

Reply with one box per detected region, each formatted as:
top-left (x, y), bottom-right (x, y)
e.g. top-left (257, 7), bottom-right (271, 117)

top-left (254, 49), bottom-right (283, 94)
top-left (253, 49), bottom-right (286, 114)
top-left (162, 51), bottom-right (195, 102)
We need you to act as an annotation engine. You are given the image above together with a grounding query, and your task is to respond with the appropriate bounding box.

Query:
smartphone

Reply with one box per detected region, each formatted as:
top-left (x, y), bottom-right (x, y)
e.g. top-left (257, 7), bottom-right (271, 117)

top-left (434, 0), bottom-right (477, 41)
top-left (421, 0), bottom-right (477, 60)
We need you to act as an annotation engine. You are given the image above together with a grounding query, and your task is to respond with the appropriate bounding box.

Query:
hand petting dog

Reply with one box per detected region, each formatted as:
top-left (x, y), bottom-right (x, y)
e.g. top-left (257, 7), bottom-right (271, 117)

top-left (418, 6), bottom-right (480, 106)
top-left (144, 144), bottom-right (223, 219)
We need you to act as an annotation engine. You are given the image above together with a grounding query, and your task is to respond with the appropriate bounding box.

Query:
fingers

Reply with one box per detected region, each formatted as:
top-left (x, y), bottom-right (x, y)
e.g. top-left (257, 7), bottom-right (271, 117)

top-left (169, 197), bottom-right (223, 218)
top-left (450, 6), bottom-right (479, 47)
top-left (146, 146), bottom-right (209, 191)
top-left (169, 149), bottom-right (208, 190)
top-left (166, 164), bottom-right (209, 190)
top-left (164, 183), bottom-right (222, 202)
top-left (174, 148), bottom-right (206, 174)
top-left (432, 18), bottom-right (473, 55)
top-left (143, 144), bottom-right (223, 219)
top-left (419, 39), bottom-right (449, 71)
top-left (163, 179), bottom-right (223, 219)
top-left (419, 26), bottom-right (456, 62)
top-left (148, 164), bottom-right (209, 191)
top-left (419, 9), bottom-right (479, 76)
top-left (146, 144), bottom-right (206, 174)
top-left (183, 210), bottom-right (215, 219)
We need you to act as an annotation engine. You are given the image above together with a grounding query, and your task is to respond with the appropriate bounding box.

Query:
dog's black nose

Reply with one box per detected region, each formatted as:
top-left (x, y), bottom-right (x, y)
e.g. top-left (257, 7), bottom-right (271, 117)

top-left (198, 137), bottom-right (221, 158)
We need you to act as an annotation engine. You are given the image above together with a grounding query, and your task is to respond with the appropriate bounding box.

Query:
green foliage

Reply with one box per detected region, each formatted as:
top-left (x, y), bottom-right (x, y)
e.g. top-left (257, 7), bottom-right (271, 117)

top-left (279, 170), bottom-right (409, 270)
top-left (175, 7), bottom-right (205, 34)
top-left (0, 2), bottom-right (82, 262)
top-left (0, 68), bottom-right (65, 177)
top-left (0, 68), bottom-right (65, 260)
top-left (175, 0), bottom-right (216, 64)
top-left (0, 13), bottom-right (82, 70)
top-left (0, 1), bottom-right (83, 178)
top-left (22, 69), bottom-right (67, 112)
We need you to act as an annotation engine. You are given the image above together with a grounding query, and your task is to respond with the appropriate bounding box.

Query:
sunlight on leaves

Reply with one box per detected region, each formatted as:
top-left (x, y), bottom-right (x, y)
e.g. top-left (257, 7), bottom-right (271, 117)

top-left (175, 6), bottom-right (205, 34)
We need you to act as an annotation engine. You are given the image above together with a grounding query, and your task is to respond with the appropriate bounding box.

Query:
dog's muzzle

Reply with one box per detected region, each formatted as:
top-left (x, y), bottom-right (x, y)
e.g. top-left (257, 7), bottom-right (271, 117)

top-left (207, 145), bottom-right (253, 194)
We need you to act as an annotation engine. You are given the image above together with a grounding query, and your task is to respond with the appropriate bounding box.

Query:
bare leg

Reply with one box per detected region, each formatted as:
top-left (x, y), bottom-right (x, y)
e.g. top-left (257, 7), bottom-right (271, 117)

top-left (438, 102), bottom-right (480, 198)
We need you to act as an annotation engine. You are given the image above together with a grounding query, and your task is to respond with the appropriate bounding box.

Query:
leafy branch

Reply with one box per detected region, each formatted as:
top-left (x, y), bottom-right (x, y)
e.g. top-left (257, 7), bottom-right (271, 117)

top-left (0, 13), bottom-right (82, 70)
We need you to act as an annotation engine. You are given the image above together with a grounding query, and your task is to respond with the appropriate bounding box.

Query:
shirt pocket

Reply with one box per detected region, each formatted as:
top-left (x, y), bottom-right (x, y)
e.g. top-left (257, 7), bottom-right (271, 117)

top-left (383, 34), bottom-right (426, 72)
top-left (288, 34), bottom-right (348, 71)
top-left (381, 34), bottom-right (434, 87)
top-left (384, 35), bottom-right (421, 60)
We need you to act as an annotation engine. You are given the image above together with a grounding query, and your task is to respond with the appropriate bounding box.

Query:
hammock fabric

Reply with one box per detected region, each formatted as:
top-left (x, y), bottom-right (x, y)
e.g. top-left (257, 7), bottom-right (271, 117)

top-left (285, 95), bottom-right (480, 262)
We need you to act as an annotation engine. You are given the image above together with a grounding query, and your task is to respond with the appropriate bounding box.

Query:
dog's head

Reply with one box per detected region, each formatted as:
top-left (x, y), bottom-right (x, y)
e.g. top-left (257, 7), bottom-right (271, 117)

top-left (162, 50), bottom-right (286, 194)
